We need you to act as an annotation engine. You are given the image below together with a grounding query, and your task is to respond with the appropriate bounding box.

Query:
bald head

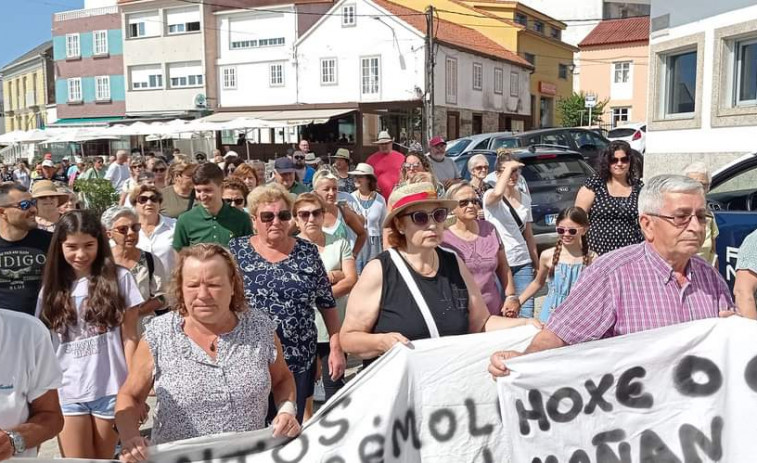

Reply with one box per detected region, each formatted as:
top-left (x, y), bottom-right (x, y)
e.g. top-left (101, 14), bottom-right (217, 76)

top-left (116, 150), bottom-right (129, 164)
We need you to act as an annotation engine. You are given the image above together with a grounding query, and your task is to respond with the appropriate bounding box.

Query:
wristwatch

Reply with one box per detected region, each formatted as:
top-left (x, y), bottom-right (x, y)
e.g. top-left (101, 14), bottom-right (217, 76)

top-left (5, 430), bottom-right (26, 455)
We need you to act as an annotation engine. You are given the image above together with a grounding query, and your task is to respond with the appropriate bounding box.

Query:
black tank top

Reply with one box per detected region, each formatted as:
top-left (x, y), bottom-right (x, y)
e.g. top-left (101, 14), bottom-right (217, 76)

top-left (367, 248), bottom-right (470, 364)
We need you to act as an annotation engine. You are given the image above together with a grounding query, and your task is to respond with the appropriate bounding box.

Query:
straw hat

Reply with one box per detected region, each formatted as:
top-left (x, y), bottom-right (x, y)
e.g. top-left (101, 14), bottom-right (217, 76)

top-left (383, 181), bottom-right (457, 228)
top-left (31, 180), bottom-right (69, 205)
top-left (330, 148), bottom-right (351, 160)
top-left (347, 163), bottom-right (376, 178)
top-left (304, 153), bottom-right (321, 165)
top-left (373, 131), bottom-right (393, 144)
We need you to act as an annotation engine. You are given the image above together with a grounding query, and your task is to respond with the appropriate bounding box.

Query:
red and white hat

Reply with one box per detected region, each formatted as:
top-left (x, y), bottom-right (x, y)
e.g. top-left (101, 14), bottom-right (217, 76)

top-left (383, 181), bottom-right (456, 228)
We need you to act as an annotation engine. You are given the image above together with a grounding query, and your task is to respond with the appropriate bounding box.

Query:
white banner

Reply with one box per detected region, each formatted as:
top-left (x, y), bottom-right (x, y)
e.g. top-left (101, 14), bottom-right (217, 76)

top-left (497, 317), bottom-right (757, 463)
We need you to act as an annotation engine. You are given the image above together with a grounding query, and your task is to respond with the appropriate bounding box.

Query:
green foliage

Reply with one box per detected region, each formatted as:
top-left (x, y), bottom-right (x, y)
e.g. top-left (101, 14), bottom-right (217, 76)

top-left (74, 178), bottom-right (119, 219)
top-left (556, 92), bottom-right (608, 127)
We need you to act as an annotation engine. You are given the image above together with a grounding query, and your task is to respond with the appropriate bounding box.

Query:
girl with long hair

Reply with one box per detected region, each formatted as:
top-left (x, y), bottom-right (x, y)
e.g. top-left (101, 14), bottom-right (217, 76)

top-left (36, 210), bottom-right (143, 459)
top-left (516, 207), bottom-right (596, 324)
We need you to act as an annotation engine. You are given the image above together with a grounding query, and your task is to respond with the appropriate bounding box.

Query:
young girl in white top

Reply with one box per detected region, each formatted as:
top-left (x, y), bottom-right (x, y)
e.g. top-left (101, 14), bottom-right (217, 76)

top-left (37, 210), bottom-right (143, 459)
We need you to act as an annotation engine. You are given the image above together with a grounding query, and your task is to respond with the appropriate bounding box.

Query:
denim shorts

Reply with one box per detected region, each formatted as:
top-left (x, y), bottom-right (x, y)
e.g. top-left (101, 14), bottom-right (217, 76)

top-left (60, 394), bottom-right (117, 419)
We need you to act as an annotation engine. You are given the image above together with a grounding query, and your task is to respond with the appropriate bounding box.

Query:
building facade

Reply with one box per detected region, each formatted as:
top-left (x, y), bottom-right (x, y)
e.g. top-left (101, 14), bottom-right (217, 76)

top-left (1, 42), bottom-right (55, 133)
top-left (578, 16), bottom-right (649, 128)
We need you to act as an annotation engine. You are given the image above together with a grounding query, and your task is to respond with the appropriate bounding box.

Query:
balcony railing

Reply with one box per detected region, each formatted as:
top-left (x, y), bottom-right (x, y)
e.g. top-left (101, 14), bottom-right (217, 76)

top-left (54, 6), bottom-right (118, 22)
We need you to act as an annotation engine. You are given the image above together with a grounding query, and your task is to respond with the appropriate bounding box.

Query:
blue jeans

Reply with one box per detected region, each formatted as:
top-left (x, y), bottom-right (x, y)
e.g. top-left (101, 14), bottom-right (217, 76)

top-left (511, 263), bottom-right (535, 318)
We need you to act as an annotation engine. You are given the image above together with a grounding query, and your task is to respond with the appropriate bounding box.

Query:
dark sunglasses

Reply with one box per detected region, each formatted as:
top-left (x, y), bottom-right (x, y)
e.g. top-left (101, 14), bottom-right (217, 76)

top-left (137, 195), bottom-right (160, 205)
top-left (458, 198), bottom-right (481, 208)
top-left (0, 199), bottom-right (37, 210)
top-left (293, 156), bottom-right (305, 160)
top-left (259, 210), bottom-right (293, 223)
top-left (400, 208), bottom-right (448, 226)
top-left (609, 157), bottom-right (630, 165)
top-left (152, 167), bottom-right (167, 173)
top-left (296, 209), bottom-right (324, 221)
top-left (130, 164), bottom-right (145, 169)
top-left (556, 227), bottom-right (581, 235)
top-left (223, 198), bottom-right (245, 206)
top-left (113, 223), bottom-right (141, 235)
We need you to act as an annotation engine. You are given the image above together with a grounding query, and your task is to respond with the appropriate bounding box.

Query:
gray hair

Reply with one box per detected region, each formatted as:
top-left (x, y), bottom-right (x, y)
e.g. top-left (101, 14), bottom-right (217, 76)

top-left (683, 162), bottom-right (711, 182)
top-left (637, 175), bottom-right (704, 215)
top-left (445, 181), bottom-right (473, 200)
top-left (467, 154), bottom-right (489, 173)
top-left (101, 206), bottom-right (138, 229)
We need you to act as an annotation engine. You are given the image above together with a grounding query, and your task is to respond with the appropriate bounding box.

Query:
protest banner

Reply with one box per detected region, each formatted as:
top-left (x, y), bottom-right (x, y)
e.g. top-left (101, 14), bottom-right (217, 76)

top-left (497, 317), bottom-right (757, 463)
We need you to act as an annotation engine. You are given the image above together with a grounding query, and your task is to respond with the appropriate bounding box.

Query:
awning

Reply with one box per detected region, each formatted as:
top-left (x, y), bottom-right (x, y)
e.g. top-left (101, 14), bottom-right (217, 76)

top-left (198, 108), bottom-right (354, 126)
top-left (47, 117), bottom-right (126, 127)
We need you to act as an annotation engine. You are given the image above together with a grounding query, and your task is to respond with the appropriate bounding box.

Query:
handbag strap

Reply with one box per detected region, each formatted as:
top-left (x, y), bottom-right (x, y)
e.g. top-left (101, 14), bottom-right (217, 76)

top-left (388, 248), bottom-right (440, 338)
top-left (501, 195), bottom-right (525, 233)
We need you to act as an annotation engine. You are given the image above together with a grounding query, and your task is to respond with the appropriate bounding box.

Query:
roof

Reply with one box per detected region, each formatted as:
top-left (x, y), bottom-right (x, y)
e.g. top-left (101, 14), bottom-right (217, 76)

top-left (2, 41), bottom-right (52, 72)
top-left (374, 0), bottom-right (532, 69)
top-left (579, 16), bottom-right (650, 48)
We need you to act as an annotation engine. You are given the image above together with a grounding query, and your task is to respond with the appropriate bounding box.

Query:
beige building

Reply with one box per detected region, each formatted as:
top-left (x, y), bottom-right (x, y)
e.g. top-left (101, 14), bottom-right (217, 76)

top-left (1, 41), bottom-right (55, 132)
top-left (578, 16), bottom-right (649, 127)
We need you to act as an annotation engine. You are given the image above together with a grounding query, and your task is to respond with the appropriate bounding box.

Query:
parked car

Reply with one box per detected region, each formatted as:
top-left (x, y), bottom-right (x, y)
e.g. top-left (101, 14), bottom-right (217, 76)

top-left (445, 131), bottom-right (514, 158)
top-left (490, 127), bottom-right (610, 168)
top-left (454, 146), bottom-right (595, 246)
top-left (607, 122), bottom-right (646, 154)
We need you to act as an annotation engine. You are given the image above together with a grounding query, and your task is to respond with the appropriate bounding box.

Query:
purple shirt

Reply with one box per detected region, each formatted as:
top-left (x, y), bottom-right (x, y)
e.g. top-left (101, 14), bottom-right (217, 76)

top-left (547, 242), bottom-right (734, 345)
top-left (442, 220), bottom-right (503, 315)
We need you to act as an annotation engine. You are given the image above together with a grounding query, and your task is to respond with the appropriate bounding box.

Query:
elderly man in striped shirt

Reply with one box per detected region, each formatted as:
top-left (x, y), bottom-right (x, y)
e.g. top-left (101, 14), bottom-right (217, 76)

top-left (489, 174), bottom-right (736, 377)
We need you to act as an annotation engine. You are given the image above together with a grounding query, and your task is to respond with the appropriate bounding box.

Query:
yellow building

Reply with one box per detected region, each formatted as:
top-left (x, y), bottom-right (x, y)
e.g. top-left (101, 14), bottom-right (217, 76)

top-left (1, 41), bottom-right (54, 133)
top-left (393, 0), bottom-right (577, 128)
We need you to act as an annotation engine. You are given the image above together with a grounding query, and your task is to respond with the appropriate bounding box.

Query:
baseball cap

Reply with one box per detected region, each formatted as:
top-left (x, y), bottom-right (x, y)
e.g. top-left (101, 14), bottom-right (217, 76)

top-left (274, 157), bottom-right (296, 174)
top-left (429, 136), bottom-right (447, 147)
top-left (41, 160), bottom-right (55, 168)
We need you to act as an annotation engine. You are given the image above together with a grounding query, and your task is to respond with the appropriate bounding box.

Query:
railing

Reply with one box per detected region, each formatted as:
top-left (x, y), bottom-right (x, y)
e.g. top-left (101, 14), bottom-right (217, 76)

top-left (54, 6), bottom-right (118, 22)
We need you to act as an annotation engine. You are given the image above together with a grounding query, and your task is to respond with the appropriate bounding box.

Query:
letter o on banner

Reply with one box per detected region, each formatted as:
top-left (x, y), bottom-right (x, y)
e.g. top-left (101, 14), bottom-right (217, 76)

top-left (429, 409), bottom-right (457, 442)
top-left (744, 355), bottom-right (757, 392)
top-left (546, 387), bottom-right (583, 423)
top-left (673, 355), bottom-right (722, 397)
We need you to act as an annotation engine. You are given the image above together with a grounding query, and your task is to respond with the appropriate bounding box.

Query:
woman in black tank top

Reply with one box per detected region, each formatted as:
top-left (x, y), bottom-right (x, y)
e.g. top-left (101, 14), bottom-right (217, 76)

top-left (339, 182), bottom-right (541, 365)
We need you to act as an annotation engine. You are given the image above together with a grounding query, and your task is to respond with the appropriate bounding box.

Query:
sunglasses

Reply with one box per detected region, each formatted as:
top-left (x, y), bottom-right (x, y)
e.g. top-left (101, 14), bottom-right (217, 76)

top-left (0, 199), bottom-right (37, 210)
top-left (223, 198), bottom-right (245, 206)
top-left (294, 156), bottom-right (305, 161)
top-left (458, 198), bottom-right (482, 208)
top-left (403, 162), bottom-right (422, 170)
top-left (259, 210), bottom-right (293, 223)
top-left (296, 209), bottom-right (324, 221)
top-left (556, 227), bottom-right (581, 235)
top-left (609, 157), bottom-right (630, 165)
top-left (113, 223), bottom-right (141, 235)
top-left (152, 167), bottom-right (167, 173)
top-left (137, 195), bottom-right (160, 205)
top-left (472, 166), bottom-right (488, 171)
top-left (399, 208), bottom-right (448, 226)
top-left (131, 164), bottom-right (145, 169)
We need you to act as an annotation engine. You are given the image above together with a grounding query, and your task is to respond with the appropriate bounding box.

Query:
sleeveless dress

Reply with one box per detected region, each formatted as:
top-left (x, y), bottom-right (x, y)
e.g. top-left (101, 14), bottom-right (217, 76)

top-left (584, 175), bottom-right (644, 255)
top-left (539, 262), bottom-right (585, 323)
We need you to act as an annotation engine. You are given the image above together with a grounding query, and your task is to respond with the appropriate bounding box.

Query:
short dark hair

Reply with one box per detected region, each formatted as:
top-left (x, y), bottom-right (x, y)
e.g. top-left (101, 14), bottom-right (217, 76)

top-left (192, 162), bottom-right (224, 186)
top-left (0, 182), bottom-right (27, 204)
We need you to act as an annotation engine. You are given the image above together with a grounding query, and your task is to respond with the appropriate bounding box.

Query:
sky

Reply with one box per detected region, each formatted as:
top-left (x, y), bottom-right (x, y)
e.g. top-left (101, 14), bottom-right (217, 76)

top-left (0, 0), bottom-right (84, 69)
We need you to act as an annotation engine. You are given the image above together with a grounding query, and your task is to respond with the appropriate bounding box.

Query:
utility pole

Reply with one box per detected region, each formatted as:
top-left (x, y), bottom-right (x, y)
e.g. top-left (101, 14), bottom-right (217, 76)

top-left (425, 5), bottom-right (435, 145)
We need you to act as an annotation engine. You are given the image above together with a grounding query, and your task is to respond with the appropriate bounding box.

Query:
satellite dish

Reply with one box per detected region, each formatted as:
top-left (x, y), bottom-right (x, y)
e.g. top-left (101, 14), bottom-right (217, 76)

top-left (194, 94), bottom-right (207, 109)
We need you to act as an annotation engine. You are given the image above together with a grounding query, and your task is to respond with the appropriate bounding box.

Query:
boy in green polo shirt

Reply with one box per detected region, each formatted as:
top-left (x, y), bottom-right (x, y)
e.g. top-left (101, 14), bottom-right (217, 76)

top-left (172, 163), bottom-right (253, 250)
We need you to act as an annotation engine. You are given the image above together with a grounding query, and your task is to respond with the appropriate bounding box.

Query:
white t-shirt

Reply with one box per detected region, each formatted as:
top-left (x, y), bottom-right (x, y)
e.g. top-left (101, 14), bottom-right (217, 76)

top-left (350, 191), bottom-right (387, 237)
top-left (483, 189), bottom-right (533, 267)
top-left (35, 267), bottom-right (143, 404)
top-left (0, 310), bottom-right (63, 457)
top-left (105, 162), bottom-right (130, 192)
top-left (137, 215), bottom-right (177, 275)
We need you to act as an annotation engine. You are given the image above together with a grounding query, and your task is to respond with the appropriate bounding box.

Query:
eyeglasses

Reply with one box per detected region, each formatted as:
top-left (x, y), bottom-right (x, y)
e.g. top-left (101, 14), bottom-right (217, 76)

top-left (609, 157), bottom-right (630, 165)
top-left (648, 211), bottom-right (713, 228)
top-left (259, 210), bottom-right (293, 223)
top-left (556, 227), bottom-right (581, 235)
top-left (0, 199), bottom-right (37, 210)
top-left (113, 223), bottom-right (141, 235)
top-left (137, 195), bottom-right (160, 205)
top-left (296, 209), bottom-right (324, 221)
top-left (294, 156), bottom-right (305, 161)
top-left (223, 198), bottom-right (245, 206)
top-left (153, 167), bottom-right (167, 173)
top-left (403, 163), bottom-right (422, 170)
top-left (399, 208), bottom-right (449, 226)
top-left (130, 164), bottom-right (145, 169)
top-left (458, 198), bottom-right (482, 208)
top-left (472, 166), bottom-right (488, 171)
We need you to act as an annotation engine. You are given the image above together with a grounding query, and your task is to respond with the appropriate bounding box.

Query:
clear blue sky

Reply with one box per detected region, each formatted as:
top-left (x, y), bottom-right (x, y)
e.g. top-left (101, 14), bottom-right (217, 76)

top-left (0, 0), bottom-right (84, 69)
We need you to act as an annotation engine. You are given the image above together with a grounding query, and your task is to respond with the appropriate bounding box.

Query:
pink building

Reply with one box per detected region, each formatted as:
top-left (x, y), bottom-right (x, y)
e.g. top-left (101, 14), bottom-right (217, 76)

top-left (578, 16), bottom-right (649, 127)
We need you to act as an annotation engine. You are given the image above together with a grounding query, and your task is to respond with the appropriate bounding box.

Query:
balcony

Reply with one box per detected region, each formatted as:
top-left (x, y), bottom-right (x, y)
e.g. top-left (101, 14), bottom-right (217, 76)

top-left (54, 5), bottom-right (118, 22)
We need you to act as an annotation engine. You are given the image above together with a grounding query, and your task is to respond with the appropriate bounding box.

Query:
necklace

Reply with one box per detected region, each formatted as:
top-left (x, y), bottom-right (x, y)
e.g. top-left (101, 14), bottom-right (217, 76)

top-left (401, 249), bottom-right (438, 277)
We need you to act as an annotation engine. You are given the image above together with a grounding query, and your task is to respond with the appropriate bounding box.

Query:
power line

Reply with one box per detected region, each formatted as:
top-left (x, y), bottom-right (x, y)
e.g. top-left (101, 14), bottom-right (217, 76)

top-left (174, 0), bottom-right (426, 17)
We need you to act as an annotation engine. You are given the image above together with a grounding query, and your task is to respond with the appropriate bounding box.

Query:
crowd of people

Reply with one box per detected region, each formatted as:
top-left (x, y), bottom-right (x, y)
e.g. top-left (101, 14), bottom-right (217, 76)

top-left (0, 131), bottom-right (755, 462)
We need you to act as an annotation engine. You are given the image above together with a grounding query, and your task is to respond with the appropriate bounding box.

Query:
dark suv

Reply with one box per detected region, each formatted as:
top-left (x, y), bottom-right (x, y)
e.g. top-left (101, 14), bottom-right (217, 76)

top-left (454, 146), bottom-right (595, 246)
top-left (490, 127), bottom-right (609, 168)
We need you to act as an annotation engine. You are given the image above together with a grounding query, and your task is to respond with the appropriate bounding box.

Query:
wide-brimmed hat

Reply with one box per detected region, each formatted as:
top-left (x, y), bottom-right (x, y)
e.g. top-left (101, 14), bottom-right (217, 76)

top-left (383, 181), bottom-right (457, 228)
top-left (330, 148), bottom-right (351, 160)
top-left (224, 151), bottom-right (238, 160)
top-left (348, 163), bottom-right (376, 178)
top-left (304, 153), bottom-right (321, 165)
top-left (373, 131), bottom-right (393, 144)
top-left (31, 180), bottom-right (69, 205)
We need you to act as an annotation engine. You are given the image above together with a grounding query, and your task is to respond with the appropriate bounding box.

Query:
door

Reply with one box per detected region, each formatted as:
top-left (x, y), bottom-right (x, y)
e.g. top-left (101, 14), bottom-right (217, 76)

top-left (472, 114), bottom-right (483, 135)
top-left (539, 97), bottom-right (553, 128)
top-left (447, 112), bottom-right (460, 140)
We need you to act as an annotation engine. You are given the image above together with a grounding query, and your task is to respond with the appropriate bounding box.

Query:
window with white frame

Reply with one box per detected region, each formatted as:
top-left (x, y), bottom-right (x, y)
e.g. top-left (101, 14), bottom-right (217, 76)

top-left (66, 34), bottom-right (80, 58)
top-left (166, 7), bottom-right (201, 34)
top-left (269, 63), bottom-right (284, 87)
top-left (230, 37), bottom-right (284, 50)
top-left (663, 49), bottom-right (697, 115)
top-left (127, 11), bottom-right (160, 38)
top-left (734, 38), bottom-right (757, 105)
top-left (342, 4), bottom-right (356, 26)
top-left (361, 57), bottom-right (380, 95)
top-left (130, 64), bottom-right (164, 90)
top-left (445, 57), bottom-right (457, 104)
top-left (510, 71), bottom-right (520, 97)
top-left (95, 76), bottom-right (110, 101)
top-left (67, 78), bottom-right (82, 102)
top-left (472, 63), bottom-right (483, 91)
top-left (612, 107), bottom-right (630, 126)
top-left (494, 68), bottom-right (503, 94)
top-left (168, 61), bottom-right (204, 88)
top-left (222, 67), bottom-right (236, 90)
top-left (321, 58), bottom-right (337, 85)
top-left (613, 61), bottom-right (631, 83)
top-left (93, 30), bottom-right (108, 55)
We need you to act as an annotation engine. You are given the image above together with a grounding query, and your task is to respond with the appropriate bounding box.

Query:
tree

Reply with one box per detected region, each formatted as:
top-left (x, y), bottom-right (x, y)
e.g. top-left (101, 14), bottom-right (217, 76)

top-left (74, 178), bottom-right (119, 219)
top-left (556, 92), bottom-right (608, 127)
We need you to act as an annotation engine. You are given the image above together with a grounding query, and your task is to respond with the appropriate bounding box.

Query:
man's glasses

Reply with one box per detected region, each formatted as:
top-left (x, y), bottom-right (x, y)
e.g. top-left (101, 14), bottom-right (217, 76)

top-left (137, 195), bottom-right (160, 205)
top-left (458, 198), bottom-right (481, 208)
top-left (609, 157), bottom-right (630, 165)
top-left (223, 198), bottom-right (245, 206)
top-left (294, 156), bottom-right (305, 161)
top-left (113, 223), bottom-right (141, 235)
top-left (296, 209), bottom-right (324, 221)
top-left (556, 227), bottom-right (581, 235)
top-left (648, 211), bottom-right (713, 228)
top-left (399, 208), bottom-right (448, 226)
top-left (259, 210), bottom-right (293, 223)
top-left (403, 162), bottom-right (422, 170)
top-left (0, 199), bottom-right (37, 210)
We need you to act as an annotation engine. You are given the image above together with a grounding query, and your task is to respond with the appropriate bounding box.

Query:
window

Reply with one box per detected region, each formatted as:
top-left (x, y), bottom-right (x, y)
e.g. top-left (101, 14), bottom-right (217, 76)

top-left (93, 30), bottom-right (108, 55)
top-left (613, 61), bottom-right (631, 83)
top-left (269, 63), bottom-right (284, 87)
top-left (321, 58), bottom-right (337, 85)
top-left (222, 67), bottom-right (236, 90)
top-left (342, 4), bottom-right (356, 27)
top-left (127, 11), bottom-right (160, 38)
top-left (551, 27), bottom-right (561, 40)
top-left (166, 7), bottom-right (201, 35)
top-left (494, 68), bottom-right (504, 94)
top-left (514, 13), bottom-right (527, 26)
top-left (559, 64), bottom-right (568, 79)
top-left (445, 57), bottom-right (457, 104)
top-left (95, 76), bottom-right (110, 101)
top-left (472, 63), bottom-right (483, 91)
top-left (130, 64), bottom-right (164, 90)
top-left (612, 107), bottom-right (630, 126)
top-left (67, 78), bottom-right (82, 102)
top-left (664, 50), bottom-right (697, 115)
top-left (735, 38), bottom-right (757, 105)
top-left (230, 37), bottom-right (284, 49)
top-left (361, 57), bottom-right (380, 95)
top-left (568, 129), bottom-right (608, 150)
top-left (66, 34), bottom-right (80, 58)
top-left (533, 21), bottom-right (544, 33)
top-left (510, 71), bottom-right (520, 96)
top-left (525, 53), bottom-right (536, 65)
top-left (168, 61), bottom-right (204, 88)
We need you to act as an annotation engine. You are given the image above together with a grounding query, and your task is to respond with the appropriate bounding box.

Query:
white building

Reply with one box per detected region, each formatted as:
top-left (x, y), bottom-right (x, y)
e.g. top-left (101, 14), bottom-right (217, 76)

top-left (645, 0), bottom-right (757, 176)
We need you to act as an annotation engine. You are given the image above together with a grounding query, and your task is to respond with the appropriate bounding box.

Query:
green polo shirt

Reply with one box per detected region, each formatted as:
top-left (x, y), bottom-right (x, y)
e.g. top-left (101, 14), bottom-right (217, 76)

top-left (289, 181), bottom-right (310, 195)
top-left (172, 202), bottom-right (253, 251)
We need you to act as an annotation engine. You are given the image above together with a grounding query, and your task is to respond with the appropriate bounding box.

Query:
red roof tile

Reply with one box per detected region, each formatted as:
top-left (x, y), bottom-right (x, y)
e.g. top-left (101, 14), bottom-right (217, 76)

top-left (374, 0), bottom-right (532, 69)
top-left (579, 16), bottom-right (650, 48)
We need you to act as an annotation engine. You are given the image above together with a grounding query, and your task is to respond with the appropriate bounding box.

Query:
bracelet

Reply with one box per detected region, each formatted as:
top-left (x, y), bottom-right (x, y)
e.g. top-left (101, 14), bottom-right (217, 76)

top-left (277, 400), bottom-right (297, 417)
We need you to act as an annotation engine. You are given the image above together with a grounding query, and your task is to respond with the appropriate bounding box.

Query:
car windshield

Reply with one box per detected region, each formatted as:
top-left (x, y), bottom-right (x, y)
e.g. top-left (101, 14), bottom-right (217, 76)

top-left (521, 157), bottom-right (593, 182)
top-left (608, 128), bottom-right (636, 138)
top-left (445, 138), bottom-right (472, 156)
top-left (491, 137), bottom-right (520, 150)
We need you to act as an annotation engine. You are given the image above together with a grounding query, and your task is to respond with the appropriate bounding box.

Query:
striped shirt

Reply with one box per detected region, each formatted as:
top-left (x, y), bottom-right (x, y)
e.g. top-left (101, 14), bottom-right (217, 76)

top-left (547, 242), bottom-right (734, 345)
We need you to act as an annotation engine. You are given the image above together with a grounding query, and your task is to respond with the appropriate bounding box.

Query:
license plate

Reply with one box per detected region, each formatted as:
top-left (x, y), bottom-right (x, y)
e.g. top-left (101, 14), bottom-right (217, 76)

top-left (545, 213), bottom-right (558, 226)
